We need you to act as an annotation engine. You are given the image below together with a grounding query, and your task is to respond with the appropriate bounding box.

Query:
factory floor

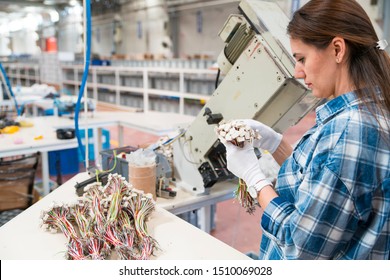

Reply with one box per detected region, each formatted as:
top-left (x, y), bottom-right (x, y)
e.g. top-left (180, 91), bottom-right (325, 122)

top-left (48, 106), bottom-right (316, 257)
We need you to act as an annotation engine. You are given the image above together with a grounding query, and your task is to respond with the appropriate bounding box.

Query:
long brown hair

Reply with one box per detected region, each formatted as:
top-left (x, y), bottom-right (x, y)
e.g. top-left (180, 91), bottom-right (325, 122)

top-left (287, 0), bottom-right (390, 126)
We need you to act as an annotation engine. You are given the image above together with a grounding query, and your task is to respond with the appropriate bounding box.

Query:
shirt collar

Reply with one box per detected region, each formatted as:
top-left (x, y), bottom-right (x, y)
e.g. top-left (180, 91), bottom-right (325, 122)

top-left (315, 91), bottom-right (360, 125)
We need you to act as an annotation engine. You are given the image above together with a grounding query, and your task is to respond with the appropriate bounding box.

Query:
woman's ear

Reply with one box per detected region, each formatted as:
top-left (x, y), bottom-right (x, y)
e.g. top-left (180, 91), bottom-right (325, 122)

top-left (332, 36), bottom-right (346, 63)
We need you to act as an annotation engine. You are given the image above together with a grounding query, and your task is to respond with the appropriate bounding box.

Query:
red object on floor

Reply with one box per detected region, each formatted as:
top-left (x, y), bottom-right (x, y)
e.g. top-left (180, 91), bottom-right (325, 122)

top-left (45, 37), bottom-right (57, 52)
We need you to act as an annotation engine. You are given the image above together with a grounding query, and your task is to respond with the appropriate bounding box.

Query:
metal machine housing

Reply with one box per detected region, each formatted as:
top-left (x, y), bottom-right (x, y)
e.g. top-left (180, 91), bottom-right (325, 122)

top-left (173, 0), bottom-right (321, 194)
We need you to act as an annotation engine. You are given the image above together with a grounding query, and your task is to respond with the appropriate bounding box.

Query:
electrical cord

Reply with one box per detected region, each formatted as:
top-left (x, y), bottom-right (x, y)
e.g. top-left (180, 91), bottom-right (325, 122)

top-left (215, 68), bottom-right (221, 89)
top-left (95, 150), bottom-right (117, 182)
top-left (178, 136), bottom-right (202, 165)
top-left (152, 129), bottom-right (186, 151)
top-left (0, 62), bottom-right (20, 116)
top-left (74, 0), bottom-right (91, 164)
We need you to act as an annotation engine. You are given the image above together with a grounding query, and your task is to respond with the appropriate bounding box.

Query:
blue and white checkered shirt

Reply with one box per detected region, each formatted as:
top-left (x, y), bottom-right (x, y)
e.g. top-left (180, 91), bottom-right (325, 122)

top-left (259, 91), bottom-right (390, 259)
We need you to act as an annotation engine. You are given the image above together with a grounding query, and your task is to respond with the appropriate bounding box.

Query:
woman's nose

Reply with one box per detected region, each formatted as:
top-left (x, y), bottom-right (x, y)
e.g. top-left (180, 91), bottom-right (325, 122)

top-left (294, 65), bottom-right (305, 79)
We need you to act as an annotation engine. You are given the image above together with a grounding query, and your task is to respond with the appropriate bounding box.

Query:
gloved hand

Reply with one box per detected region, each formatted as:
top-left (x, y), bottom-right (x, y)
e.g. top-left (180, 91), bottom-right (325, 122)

top-left (223, 141), bottom-right (267, 187)
top-left (238, 119), bottom-right (282, 154)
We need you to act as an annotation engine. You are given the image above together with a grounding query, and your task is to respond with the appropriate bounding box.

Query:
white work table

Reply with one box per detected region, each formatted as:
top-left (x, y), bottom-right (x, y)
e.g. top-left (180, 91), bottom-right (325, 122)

top-left (157, 181), bottom-right (237, 214)
top-left (49, 111), bottom-right (194, 136)
top-left (157, 179), bottom-right (239, 233)
top-left (0, 116), bottom-right (78, 157)
top-left (0, 111), bottom-right (194, 196)
top-left (0, 117), bottom-right (79, 197)
top-left (0, 173), bottom-right (249, 260)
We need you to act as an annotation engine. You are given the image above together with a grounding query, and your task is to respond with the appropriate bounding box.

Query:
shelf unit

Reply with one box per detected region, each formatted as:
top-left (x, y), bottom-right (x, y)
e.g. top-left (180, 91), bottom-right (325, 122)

top-left (61, 65), bottom-right (218, 116)
top-left (3, 63), bottom-right (40, 87)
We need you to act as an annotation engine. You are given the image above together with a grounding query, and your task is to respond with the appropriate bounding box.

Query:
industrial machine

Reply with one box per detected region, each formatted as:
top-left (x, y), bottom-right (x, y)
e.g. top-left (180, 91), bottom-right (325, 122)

top-left (172, 0), bottom-right (321, 194)
top-left (74, 0), bottom-right (320, 198)
top-left (76, 146), bottom-right (176, 198)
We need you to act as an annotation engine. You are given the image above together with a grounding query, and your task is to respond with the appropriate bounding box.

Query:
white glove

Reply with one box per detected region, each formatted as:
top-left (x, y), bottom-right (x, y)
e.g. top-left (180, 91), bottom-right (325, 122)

top-left (223, 141), bottom-right (272, 197)
top-left (238, 119), bottom-right (282, 154)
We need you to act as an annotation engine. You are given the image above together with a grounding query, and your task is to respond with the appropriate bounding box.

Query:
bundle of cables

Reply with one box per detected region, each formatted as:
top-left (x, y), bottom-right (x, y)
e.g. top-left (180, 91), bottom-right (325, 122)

top-left (41, 173), bottom-right (159, 260)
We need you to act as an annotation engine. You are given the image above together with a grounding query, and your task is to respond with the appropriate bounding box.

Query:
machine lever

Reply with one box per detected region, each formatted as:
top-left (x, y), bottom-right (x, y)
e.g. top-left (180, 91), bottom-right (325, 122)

top-left (203, 107), bottom-right (223, 125)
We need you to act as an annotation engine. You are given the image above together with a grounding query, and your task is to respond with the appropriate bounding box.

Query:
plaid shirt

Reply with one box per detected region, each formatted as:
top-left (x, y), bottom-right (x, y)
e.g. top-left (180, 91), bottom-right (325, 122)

top-left (259, 91), bottom-right (390, 259)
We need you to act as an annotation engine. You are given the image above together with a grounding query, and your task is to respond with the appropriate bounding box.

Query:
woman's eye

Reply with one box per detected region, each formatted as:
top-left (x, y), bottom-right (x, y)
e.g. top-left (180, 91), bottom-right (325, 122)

top-left (298, 57), bottom-right (305, 64)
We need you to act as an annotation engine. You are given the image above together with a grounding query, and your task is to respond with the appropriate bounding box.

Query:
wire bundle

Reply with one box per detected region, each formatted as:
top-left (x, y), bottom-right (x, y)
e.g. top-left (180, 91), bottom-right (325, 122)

top-left (40, 173), bottom-right (159, 260)
top-left (215, 120), bottom-right (261, 214)
top-left (235, 178), bottom-right (257, 214)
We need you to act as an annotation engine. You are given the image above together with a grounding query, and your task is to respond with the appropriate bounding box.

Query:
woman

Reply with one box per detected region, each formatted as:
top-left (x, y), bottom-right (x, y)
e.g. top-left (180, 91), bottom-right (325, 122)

top-left (223, 0), bottom-right (390, 259)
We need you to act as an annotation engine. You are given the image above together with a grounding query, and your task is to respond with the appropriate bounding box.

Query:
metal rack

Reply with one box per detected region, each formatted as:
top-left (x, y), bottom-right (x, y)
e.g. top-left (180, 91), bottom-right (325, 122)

top-left (2, 60), bottom-right (220, 116)
top-left (61, 64), bottom-right (218, 116)
top-left (2, 63), bottom-right (40, 87)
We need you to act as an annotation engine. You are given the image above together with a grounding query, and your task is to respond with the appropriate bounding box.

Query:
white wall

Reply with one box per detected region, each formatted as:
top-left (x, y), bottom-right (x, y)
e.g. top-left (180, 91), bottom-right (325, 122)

top-left (116, 0), bottom-right (170, 58)
top-left (173, 2), bottom-right (238, 58)
top-left (53, 0), bottom-right (383, 60)
top-left (120, 9), bottom-right (148, 56)
top-left (53, 1), bottom-right (307, 60)
top-left (91, 16), bottom-right (116, 57)
top-left (88, 0), bottom-right (170, 58)
top-left (57, 6), bottom-right (83, 53)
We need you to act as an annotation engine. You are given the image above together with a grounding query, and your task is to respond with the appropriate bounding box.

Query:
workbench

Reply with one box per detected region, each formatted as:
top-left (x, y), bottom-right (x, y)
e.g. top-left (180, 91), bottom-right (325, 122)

top-left (0, 111), bottom-right (194, 196)
top-left (0, 173), bottom-right (249, 260)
